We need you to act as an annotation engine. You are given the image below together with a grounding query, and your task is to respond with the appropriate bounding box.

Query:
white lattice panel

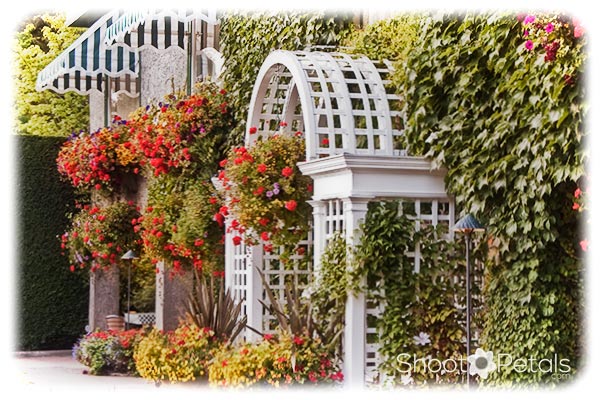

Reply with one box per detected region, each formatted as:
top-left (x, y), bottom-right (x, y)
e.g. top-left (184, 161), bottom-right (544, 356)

top-left (260, 231), bottom-right (313, 334)
top-left (246, 51), bottom-right (407, 161)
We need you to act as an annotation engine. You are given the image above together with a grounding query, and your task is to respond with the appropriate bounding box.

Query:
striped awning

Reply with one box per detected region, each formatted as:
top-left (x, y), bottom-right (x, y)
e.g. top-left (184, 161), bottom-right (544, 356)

top-left (104, 9), bottom-right (218, 50)
top-left (36, 10), bottom-right (139, 96)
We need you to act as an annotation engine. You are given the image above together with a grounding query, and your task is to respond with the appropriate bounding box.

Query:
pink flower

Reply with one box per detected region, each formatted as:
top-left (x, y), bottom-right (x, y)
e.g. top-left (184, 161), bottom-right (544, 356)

top-left (263, 333), bottom-right (274, 341)
top-left (525, 40), bottom-right (534, 51)
top-left (573, 18), bottom-right (584, 38)
top-left (574, 188), bottom-right (582, 198)
top-left (523, 29), bottom-right (529, 37)
top-left (580, 239), bottom-right (588, 252)
top-left (572, 202), bottom-right (580, 211)
top-left (523, 15), bottom-right (536, 25)
top-left (545, 23), bottom-right (554, 33)
top-left (279, 121), bottom-right (288, 127)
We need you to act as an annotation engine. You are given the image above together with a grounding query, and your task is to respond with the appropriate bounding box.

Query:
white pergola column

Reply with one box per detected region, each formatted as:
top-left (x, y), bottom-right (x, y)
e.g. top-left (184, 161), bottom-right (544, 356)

top-left (308, 200), bottom-right (327, 278)
top-left (342, 197), bottom-right (370, 388)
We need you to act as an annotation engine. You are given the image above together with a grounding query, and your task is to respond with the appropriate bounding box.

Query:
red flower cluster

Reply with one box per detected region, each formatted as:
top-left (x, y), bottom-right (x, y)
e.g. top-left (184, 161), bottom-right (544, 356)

top-left (62, 201), bottom-right (140, 272)
top-left (57, 125), bottom-right (142, 192)
top-left (216, 133), bottom-right (313, 257)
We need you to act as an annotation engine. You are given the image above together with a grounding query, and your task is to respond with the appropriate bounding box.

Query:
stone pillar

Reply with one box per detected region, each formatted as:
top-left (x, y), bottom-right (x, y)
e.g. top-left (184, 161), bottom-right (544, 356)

top-left (88, 266), bottom-right (120, 331)
top-left (342, 198), bottom-right (370, 388)
top-left (89, 91), bottom-right (105, 131)
top-left (155, 261), bottom-right (194, 331)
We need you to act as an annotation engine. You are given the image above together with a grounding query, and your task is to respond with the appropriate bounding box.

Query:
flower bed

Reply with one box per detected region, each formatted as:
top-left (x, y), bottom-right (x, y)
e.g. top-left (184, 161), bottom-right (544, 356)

top-left (208, 331), bottom-right (343, 387)
top-left (73, 329), bottom-right (144, 375)
top-left (134, 324), bottom-right (218, 383)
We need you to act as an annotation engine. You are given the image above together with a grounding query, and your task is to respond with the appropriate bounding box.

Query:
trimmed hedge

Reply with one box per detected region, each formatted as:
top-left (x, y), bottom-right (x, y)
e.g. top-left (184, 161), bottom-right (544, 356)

top-left (15, 135), bottom-right (88, 350)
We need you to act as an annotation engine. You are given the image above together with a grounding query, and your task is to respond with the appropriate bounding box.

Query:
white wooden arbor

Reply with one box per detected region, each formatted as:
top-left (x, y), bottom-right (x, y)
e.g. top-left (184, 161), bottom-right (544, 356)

top-left (224, 50), bottom-right (454, 387)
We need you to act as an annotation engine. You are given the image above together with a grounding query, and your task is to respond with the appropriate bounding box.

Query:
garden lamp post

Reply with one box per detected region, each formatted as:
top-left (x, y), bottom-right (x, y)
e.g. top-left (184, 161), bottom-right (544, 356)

top-left (121, 250), bottom-right (138, 330)
top-left (454, 214), bottom-right (485, 387)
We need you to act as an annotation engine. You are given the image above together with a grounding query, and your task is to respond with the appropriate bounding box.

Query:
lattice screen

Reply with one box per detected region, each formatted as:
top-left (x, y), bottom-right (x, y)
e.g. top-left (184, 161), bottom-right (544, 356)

top-left (229, 232), bottom-right (251, 336)
top-left (325, 199), bottom-right (345, 243)
top-left (260, 232), bottom-right (313, 334)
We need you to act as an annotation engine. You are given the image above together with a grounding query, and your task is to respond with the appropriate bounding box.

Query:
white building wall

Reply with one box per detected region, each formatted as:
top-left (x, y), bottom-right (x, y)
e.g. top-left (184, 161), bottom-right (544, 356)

top-left (140, 46), bottom-right (188, 105)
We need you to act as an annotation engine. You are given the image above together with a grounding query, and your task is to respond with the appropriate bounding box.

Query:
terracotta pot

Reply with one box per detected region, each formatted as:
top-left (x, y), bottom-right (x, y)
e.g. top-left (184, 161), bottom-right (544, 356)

top-left (105, 315), bottom-right (125, 331)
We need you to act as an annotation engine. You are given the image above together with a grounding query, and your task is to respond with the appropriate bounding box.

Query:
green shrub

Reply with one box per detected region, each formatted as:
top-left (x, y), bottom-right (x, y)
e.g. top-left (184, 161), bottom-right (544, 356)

top-left (134, 324), bottom-right (217, 383)
top-left (73, 329), bottom-right (144, 375)
top-left (16, 135), bottom-right (88, 350)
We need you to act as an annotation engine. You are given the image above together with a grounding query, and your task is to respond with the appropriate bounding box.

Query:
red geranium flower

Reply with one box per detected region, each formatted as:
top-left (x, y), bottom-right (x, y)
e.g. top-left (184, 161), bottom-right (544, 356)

top-left (293, 336), bottom-right (304, 345)
top-left (281, 167), bottom-right (293, 178)
top-left (285, 200), bottom-right (297, 212)
top-left (257, 164), bottom-right (267, 173)
top-left (232, 236), bottom-right (242, 246)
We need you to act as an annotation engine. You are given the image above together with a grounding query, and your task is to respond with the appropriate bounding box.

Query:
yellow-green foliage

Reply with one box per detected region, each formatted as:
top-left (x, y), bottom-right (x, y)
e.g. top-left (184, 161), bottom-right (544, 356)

top-left (344, 14), bottom-right (421, 89)
top-left (208, 331), bottom-right (343, 387)
top-left (134, 325), bottom-right (216, 383)
top-left (13, 14), bottom-right (89, 136)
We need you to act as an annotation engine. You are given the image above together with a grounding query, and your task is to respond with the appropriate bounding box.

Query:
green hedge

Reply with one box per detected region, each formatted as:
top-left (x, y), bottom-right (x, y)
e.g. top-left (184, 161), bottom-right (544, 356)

top-left (15, 135), bottom-right (88, 350)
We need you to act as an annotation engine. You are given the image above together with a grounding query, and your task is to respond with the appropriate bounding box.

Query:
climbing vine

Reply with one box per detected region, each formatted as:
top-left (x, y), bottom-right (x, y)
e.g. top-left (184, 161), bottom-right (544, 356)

top-left (400, 13), bottom-right (585, 385)
top-left (307, 232), bottom-right (348, 355)
top-left (354, 201), bottom-right (471, 386)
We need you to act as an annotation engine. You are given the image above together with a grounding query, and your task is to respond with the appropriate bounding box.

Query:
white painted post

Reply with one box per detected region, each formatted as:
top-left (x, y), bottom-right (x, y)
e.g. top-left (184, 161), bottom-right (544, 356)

top-left (246, 244), bottom-right (265, 341)
top-left (155, 261), bottom-right (166, 330)
top-left (342, 197), bottom-right (370, 388)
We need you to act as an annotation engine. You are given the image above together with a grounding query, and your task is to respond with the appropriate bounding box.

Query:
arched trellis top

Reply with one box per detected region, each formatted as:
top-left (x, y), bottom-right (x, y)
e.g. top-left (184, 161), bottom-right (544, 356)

top-left (245, 50), bottom-right (406, 161)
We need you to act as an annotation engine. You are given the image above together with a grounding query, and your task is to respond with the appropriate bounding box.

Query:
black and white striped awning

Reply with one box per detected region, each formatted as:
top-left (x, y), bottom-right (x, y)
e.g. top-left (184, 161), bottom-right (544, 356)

top-left (104, 9), bottom-right (217, 50)
top-left (36, 10), bottom-right (139, 96)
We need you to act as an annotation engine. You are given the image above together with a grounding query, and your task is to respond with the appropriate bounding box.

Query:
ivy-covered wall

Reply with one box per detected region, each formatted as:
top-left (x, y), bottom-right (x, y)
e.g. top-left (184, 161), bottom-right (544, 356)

top-left (401, 14), bottom-right (585, 385)
top-left (16, 135), bottom-right (88, 350)
top-left (219, 11), bottom-right (354, 144)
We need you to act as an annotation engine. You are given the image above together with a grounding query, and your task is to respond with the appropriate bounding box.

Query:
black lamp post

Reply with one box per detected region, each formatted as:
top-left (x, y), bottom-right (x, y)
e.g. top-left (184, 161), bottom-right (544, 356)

top-left (121, 250), bottom-right (138, 330)
top-left (454, 214), bottom-right (485, 387)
